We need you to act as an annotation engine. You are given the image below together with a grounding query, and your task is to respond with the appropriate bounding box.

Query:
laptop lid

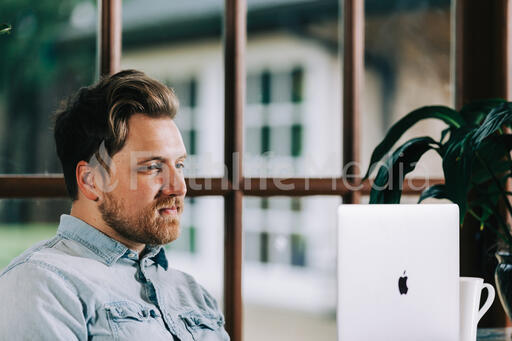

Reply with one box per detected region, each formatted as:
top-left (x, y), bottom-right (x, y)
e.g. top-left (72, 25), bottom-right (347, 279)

top-left (337, 204), bottom-right (459, 341)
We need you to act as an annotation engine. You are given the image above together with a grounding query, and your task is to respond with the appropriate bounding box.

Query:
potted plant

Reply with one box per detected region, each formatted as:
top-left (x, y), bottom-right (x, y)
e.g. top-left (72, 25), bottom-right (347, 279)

top-left (363, 99), bottom-right (512, 319)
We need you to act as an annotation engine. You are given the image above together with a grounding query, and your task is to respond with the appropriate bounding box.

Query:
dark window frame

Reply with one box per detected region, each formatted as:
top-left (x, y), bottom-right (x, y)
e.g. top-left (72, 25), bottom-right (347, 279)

top-left (0, 0), bottom-right (510, 339)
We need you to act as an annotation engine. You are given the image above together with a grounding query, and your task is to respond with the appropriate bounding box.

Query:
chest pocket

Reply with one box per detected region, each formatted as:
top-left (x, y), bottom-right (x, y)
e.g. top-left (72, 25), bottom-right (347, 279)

top-left (105, 301), bottom-right (169, 341)
top-left (179, 311), bottom-right (229, 341)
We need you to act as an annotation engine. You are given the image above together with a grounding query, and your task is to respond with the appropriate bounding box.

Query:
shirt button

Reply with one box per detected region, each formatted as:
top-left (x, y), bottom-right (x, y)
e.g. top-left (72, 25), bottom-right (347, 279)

top-left (128, 252), bottom-right (137, 259)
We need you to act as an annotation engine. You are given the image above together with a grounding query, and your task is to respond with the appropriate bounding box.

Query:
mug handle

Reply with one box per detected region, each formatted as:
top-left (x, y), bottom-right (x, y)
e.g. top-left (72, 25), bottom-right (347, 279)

top-left (477, 283), bottom-right (496, 322)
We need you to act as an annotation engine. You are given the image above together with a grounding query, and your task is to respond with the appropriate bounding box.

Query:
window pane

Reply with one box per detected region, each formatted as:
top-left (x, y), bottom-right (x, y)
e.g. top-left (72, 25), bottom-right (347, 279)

top-left (361, 193), bottom-right (452, 205)
top-left (0, 196), bottom-right (225, 307)
top-left (244, 1), bottom-right (342, 178)
top-left (362, 0), bottom-right (452, 179)
top-left (121, 0), bottom-right (225, 178)
top-left (0, 199), bottom-right (70, 269)
top-left (243, 196), bottom-right (340, 341)
top-left (166, 196), bottom-right (225, 307)
top-left (0, 1), bottom-right (97, 174)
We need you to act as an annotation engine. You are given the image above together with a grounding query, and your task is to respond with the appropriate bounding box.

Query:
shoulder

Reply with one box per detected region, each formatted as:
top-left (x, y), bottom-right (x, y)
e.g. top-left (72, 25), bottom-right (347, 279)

top-left (1, 236), bottom-right (60, 276)
top-left (0, 254), bottom-right (77, 295)
top-left (2, 233), bottom-right (108, 279)
top-left (0, 235), bottom-right (95, 292)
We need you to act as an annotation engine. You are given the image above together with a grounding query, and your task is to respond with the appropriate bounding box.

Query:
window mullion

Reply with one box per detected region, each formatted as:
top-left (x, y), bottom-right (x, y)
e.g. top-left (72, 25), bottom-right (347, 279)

top-left (224, 0), bottom-right (246, 340)
top-left (99, 0), bottom-right (122, 77)
top-left (342, 0), bottom-right (364, 204)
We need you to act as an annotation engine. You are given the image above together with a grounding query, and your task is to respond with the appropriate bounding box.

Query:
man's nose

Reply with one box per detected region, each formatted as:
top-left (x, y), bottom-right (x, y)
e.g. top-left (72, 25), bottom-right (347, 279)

top-left (161, 167), bottom-right (187, 197)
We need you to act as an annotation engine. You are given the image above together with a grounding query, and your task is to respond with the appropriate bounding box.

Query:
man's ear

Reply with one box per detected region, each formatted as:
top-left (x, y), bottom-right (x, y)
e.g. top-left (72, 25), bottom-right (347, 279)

top-left (76, 161), bottom-right (100, 201)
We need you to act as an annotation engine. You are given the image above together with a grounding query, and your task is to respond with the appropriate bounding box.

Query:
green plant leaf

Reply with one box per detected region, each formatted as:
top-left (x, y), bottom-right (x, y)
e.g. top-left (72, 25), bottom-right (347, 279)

top-left (468, 205), bottom-right (512, 248)
top-left (472, 102), bottom-right (512, 146)
top-left (364, 106), bottom-right (465, 179)
top-left (439, 127), bottom-right (451, 144)
top-left (471, 160), bottom-right (512, 184)
top-left (418, 184), bottom-right (453, 203)
top-left (442, 129), bottom-right (476, 223)
top-left (0, 24), bottom-right (11, 35)
top-left (474, 151), bottom-right (512, 236)
top-left (369, 136), bottom-right (439, 204)
top-left (471, 134), bottom-right (512, 184)
top-left (469, 187), bottom-right (512, 249)
top-left (470, 182), bottom-right (503, 215)
top-left (460, 98), bottom-right (507, 125)
top-left (476, 133), bottom-right (512, 155)
top-left (479, 204), bottom-right (494, 223)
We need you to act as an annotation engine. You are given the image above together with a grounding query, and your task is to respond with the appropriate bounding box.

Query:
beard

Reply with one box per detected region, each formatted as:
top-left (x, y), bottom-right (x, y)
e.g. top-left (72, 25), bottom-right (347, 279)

top-left (98, 193), bottom-right (184, 246)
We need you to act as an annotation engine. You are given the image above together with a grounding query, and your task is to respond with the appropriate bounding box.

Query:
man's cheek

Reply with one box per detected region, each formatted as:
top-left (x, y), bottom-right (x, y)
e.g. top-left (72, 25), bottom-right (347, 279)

top-left (136, 179), bottom-right (164, 200)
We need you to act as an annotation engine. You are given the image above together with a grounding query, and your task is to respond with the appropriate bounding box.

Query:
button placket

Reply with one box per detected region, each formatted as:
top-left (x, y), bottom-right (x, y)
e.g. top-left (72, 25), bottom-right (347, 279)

top-left (166, 314), bottom-right (186, 341)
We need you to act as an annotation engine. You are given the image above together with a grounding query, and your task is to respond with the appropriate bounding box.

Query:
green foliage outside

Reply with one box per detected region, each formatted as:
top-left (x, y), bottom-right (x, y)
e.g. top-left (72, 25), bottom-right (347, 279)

top-left (0, 224), bottom-right (57, 270)
top-left (0, 3), bottom-right (93, 268)
top-left (0, 1), bottom-right (95, 223)
top-left (0, 0), bottom-right (95, 174)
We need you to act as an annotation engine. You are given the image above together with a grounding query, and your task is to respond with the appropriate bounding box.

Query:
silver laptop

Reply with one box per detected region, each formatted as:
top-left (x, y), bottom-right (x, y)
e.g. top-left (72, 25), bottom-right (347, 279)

top-left (337, 204), bottom-right (459, 341)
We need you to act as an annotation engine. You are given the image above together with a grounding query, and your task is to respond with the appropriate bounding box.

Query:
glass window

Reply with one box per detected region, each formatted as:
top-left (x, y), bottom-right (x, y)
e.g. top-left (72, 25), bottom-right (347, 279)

top-left (361, 193), bottom-right (452, 205)
top-left (291, 124), bottom-right (303, 157)
top-left (246, 127), bottom-right (261, 155)
top-left (247, 74), bottom-right (263, 105)
top-left (166, 198), bottom-right (198, 254)
top-left (244, 0), bottom-right (342, 179)
top-left (271, 71), bottom-right (292, 104)
top-left (362, 0), bottom-right (452, 178)
top-left (166, 196), bottom-right (225, 306)
top-left (261, 71), bottom-right (271, 105)
top-left (291, 67), bottom-right (304, 103)
top-left (243, 196), bottom-right (340, 341)
top-left (291, 233), bottom-right (307, 267)
top-left (0, 196), bottom-right (224, 307)
top-left (261, 125), bottom-right (271, 154)
top-left (270, 126), bottom-right (291, 156)
top-left (121, 0), bottom-right (224, 178)
top-left (291, 197), bottom-right (302, 211)
top-left (0, 199), bottom-right (70, 269)
top-left (244, 230), bottom-right (261, 263)
top-left (170, 79), bottom-right (199, 156)
top-left (0, 1), bottom-right (97, 174)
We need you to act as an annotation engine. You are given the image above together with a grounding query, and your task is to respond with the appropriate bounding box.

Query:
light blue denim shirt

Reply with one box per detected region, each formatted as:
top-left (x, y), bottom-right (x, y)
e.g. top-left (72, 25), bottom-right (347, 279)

top-left (0, 214), bottom-right (229, 341)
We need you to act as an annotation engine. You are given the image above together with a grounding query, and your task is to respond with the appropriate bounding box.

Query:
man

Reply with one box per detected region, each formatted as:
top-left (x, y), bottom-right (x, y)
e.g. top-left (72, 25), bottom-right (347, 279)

top-left (0, 70), bottom-right (229, 340)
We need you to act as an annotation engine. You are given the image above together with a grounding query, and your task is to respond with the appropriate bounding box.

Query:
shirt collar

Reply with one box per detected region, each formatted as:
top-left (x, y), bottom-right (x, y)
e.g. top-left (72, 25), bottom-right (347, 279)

top-left (57, 214), bottom-right (168, 269)
top-left (144, 246), bottom-right (169, 270)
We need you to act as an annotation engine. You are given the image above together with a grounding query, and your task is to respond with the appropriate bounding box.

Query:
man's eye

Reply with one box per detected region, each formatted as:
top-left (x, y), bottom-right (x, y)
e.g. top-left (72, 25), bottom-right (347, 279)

top-left (176, 162), bottom-right (185, 169)
top-left (139, 164), bottom-right (162, 172)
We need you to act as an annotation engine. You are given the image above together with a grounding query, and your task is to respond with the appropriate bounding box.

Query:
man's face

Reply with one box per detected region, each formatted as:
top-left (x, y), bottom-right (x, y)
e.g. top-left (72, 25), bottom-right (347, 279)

top-left (97, 114), bottom-right (187, 246)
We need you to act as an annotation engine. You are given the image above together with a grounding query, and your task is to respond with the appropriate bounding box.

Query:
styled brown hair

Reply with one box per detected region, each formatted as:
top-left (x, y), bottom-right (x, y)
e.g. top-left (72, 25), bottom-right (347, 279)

top-left (54, 69), bottom-right (179, 201)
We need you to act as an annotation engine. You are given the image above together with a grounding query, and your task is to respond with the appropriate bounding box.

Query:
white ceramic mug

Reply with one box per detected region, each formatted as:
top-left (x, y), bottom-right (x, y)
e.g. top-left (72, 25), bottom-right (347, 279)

top-left (459, 277), bottom-right (495, 341)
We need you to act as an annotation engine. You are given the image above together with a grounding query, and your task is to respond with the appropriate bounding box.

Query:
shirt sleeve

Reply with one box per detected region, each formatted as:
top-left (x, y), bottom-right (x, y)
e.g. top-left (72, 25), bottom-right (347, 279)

top-left (0, 261), bottom-right (87, 341)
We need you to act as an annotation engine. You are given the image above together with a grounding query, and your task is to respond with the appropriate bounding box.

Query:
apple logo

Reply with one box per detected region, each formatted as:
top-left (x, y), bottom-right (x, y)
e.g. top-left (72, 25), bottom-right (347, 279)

top-left (398, 270), bottom-right (408, 295)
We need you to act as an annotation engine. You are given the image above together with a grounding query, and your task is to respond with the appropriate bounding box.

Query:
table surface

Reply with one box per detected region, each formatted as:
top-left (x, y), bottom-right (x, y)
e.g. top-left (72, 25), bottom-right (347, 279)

top-left (478, 328), bottom-right (512, 340)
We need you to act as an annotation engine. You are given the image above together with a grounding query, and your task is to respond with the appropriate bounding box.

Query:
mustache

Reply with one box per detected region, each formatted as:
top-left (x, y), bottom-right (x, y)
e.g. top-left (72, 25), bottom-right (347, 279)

top-left (154, 197), bottom-right (184, 209)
